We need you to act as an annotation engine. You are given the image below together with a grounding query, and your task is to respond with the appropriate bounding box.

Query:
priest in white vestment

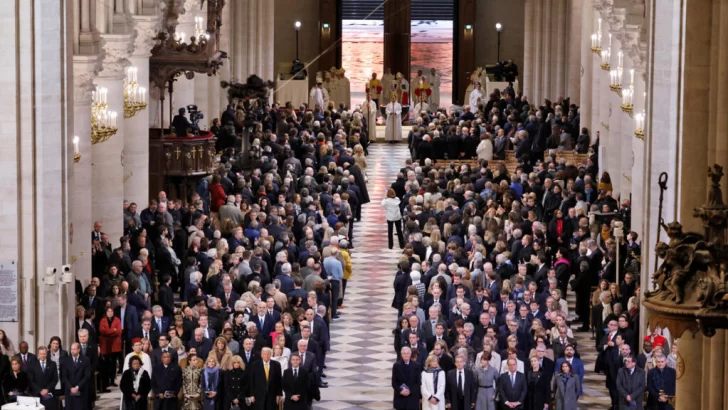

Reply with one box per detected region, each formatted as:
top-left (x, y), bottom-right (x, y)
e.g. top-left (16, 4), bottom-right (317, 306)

top-left (362, 94), bottom-right (378, 140)
top-left (381, 68), bottom-right (395, 108)
top-left (337, 68), bottom-right (351, 109)
top-left (309, 82), bottom-right (327, 110)
top-left (428, 68), bottom-right (441, 111)
top-left (469, 82), bottom-right (484, 111)
top-left (384, 93), bottom-right (402, 142)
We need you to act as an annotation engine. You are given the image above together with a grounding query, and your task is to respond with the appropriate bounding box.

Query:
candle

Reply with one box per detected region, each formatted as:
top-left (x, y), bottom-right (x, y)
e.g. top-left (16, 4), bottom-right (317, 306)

top-left (608, 33), bottom-right (612, 48)
top-left (630, 69), bottom-right (634, 85)
top-left (618, 51), bottom-right (623, 67)
top-left (598, 18), bottom-right (602, 33)
top-left (140, 87), bottom-right (146, 102)
top-left (73, 136), bottom-right (79, 154)
top-left (591, 34), bottom-right (597, 48)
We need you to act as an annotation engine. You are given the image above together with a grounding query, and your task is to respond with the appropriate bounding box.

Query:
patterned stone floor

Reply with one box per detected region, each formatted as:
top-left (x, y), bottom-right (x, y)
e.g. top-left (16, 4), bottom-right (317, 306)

top-left (96, 142), bottom-right (610, 409)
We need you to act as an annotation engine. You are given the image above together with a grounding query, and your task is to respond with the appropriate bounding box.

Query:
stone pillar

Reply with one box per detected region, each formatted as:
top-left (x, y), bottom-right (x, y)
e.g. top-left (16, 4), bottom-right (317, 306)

top-left (218, 0), bottom-right (232, 111)
top-left (71, 56), bottom-right (101, 286)
top-left (675, 332), bottom-right (704, 410)
top-left (553, 0), bottom-right (566, 98)
top-left (522, 0), bottom-right (534, 101)
top-left (172, 0), bottom-right (201, 117)
top-left (540, 1), bottom-right (551, 101)
top-left (124, 15), bottom-right (158, 206)
top-left (93, 34), bottom-right (133, 249)
top-left (596, 17), bottom-right (611, 171)
top-left (0, 0), bottom-right (76, 349)
top-left (532, 0), bottom-right (543, 104)
top-left (567, 0), bottom-right (582, 103)
top-left (606, 24), bottom-right (623, 195)
top-left (579, 2), bottom-right (594, 137)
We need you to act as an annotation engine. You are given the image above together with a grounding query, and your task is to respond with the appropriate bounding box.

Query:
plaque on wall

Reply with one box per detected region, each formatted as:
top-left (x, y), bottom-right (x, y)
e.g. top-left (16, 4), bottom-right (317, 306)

top-left (0, 261), bottom-right (18, 322)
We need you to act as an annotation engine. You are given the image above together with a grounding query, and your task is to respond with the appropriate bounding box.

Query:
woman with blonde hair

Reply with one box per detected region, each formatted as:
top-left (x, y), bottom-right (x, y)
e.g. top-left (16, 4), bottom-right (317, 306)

top-left (201, 355), bottom-right (222, 410)
top-left (381, 188), bottom-right (405, 249)
top-left (420, 354), bottom-right (446, 410)
top-left (212, 337), bottom-right (233, 370)
top-left (170, 336), bottom-right (188, 368)
top-left (223, 356), bottom-right (250, 410)
top-left (272, 344), bottom-right (289, 374)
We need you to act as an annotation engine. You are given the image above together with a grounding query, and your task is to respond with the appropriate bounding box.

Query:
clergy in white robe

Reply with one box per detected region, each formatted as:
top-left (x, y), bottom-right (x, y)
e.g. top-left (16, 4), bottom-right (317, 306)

top-left (413, 101), bottom-right (430, 116)
top-left (384, 95), bottom-right (402, 142)
top-left (469, 82), bottom-right (484, 111)
top-left (309, 83), bottom-right (327, 110)
top-left (428, 68), bottom-right (441, 111)
top-left (463, 68), bottom-right (483, 109)
top-left (362, 97), bottom-right (378, 140)
top-left (337, 69), bottom-right (351, 109)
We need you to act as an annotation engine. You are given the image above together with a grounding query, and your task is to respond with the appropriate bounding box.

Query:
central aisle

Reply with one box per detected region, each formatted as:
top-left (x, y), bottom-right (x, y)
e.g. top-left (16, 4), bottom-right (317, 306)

top-left (316, 143), bottom-right (409, 409)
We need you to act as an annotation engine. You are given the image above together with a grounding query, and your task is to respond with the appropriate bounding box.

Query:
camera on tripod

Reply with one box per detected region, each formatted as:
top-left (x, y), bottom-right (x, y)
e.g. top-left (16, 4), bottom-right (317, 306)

top-left (187, 104), bottom-right (204, 134)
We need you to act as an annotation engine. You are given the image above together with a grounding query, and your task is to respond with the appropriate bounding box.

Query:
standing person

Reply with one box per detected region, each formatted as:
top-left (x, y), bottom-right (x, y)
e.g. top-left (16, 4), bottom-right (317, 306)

top-left (525, 357), bottom-right (551, 410)
top-left (181, 355), bottom-right (203, 410)
top-left (392, 347), bottom-right (422, 410)
top-left (367, 72), bottom-right (383, 108)
top-left (445, 355), bottom-right (476, 410)
top-left (120, 356), bottom-right (152, 410)
top-left (223, 356), bottom-right (250, 410)
top-left (61, 343), bottom-right (92, 410)
top-left (616, 355), bottom-right (645, 410)
top-left (47, 337), bottom-right (68, 398)
top-left (27, 346), bottom-right (59, 410)
top-left (428, 68), bottom-right (441, 111)
top-left (250, 347), bottom-right (283, 410)
top-left (381, 68), bottom-right (394, 107)
top-left (646, 354), bottom-right (676, 410)
top-left (2, 357), bottom-right (28, 404)
top-left (552, 361), bottom-right (581, 410)
top-left (497, 358), bottom-right (527, 409)
top-left (201, 355), bottom-right (222, 410)
top-left (382, 189), bottom-right (405, 249)
top-left (362, 94), bottom-right (378, 141)
top-left (152, 351), bottom-right (183, 410)
top-left (474, 353), bottom-right (499, 410)
top-left (469, 82), bottom-right (484, 111)
top-left (385, 92), bottom-right (403, 142)
top-left (282, 353), bottom-right (309, 410)
top-left (99, 306), bottom-right (122, 388)
top-left (420, 355), bottom-right (445, 410)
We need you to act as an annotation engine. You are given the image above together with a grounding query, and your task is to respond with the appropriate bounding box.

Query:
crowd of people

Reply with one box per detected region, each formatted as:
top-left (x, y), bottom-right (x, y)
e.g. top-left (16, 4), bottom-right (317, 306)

top-left (384, 87), bottom-right (677, 410)
top-left (0, 96), bottom-right (378, 409)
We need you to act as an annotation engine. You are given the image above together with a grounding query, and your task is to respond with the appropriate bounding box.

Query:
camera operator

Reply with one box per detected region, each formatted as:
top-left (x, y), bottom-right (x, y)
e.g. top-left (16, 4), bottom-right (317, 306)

top-left (172, 107), bottom-right (192, 136)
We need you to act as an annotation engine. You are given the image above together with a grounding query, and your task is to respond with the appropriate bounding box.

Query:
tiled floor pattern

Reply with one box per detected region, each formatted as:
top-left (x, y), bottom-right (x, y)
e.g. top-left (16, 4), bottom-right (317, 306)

top-left (95, 143), bottom-right (610, 409)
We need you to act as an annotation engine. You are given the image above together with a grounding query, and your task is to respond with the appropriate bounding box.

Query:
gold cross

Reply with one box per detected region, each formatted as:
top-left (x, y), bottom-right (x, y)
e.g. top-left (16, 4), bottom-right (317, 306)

top-left (174, 147), bottom-right (181, 160)
top-left (191, 146), bottom-right (197, 159)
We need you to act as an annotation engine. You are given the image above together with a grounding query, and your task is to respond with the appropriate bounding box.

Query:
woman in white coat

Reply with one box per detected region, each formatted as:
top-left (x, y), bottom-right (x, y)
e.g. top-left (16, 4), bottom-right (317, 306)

top-left (420, 355), bottom-right (446, 410)
top-left (381, 188), bottom-right (405, 249)
top-left (476, 133), bottom-right (494, 161)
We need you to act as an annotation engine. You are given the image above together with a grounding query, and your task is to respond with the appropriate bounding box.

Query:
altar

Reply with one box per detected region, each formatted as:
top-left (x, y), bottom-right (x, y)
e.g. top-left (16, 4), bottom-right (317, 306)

top-left (149, 130), bottom-right (217, 201)
top-left (275, 76), bottom-right (309, 107)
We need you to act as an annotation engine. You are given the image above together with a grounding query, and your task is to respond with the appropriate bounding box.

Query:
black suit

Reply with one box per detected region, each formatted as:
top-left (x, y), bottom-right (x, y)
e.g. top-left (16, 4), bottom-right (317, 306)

top-left (157, 284), bottom-right (176, 317)
top-left (133, 328), bottom-right (160, 348)
top-left (15, 352), bottom-right (37, 372)
top-left (646, 367), bottom-right (676, 410)
top-left (391, 360), bottom-right (422, 410)
top-left (151, 363), bottom-right (182, 410)
top-left (151, 347), bottom-right (179, 367)
top-left (27, 359), bottom-right (59, 410)
top-left (61, 355), bottom-right (92, 410)
top-left (250, 360), bottom-right (283, 410)
top-left (79, 342), bottom-right (98, 408)
top-left (241, 350), bottom-right (260, 367)
top-left (497, 371), bottom-right (527, 409)
top-left (445, 368), bottom-right (477, 410)
top-left (282, 367), bottom-right (309, 410)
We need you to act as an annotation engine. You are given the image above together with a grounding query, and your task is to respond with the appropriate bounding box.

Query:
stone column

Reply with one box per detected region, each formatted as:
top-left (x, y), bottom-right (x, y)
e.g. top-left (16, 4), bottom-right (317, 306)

top-left (124, 15), bottom-right (158, 205)
top-left (0, 0), bottom-right (76, 349)
top-left (596, 16), bottom-right (611, 170)
top-left (540, 1), bottom-right (552, 101)
top-left (579, 1), bottom-right (594, 136)
top-left (218, 0), bottom-right (233, 111)
top-left (71, 56), bottom-right (101, 286)
top-left (675, 332), bottom-right (704, 410)
top-left (172, 0), bottom-right (201, 117)
top-left (522, 0), bottom-right (534, 101)
top-left (553, 0), bottom-right (567, 98)
top-left (606, 14), bottom-right (624, 196)
top-left (531, 0), bottom-right (542, 104)
top-left (567, 0), bottom-right (582, 103)
top-left (93, 34), bottom-right (134, 249)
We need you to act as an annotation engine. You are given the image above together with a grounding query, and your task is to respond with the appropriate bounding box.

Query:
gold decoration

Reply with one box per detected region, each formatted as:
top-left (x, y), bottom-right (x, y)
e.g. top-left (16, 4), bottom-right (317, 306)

top-left (601, 62), bottom-right (610, 71)
top-left (591, 46), bottom-right (601, 56)
top-left (610, 84), bottom-right (622, 96)
top-left (91, 89), bottom-right (118, 145)
top-left (123, 68), bottom-right (148, 119)
top-left (621, 103), bottom-right (634, 117)
top-left (634, 128), bottom-right (645, 140)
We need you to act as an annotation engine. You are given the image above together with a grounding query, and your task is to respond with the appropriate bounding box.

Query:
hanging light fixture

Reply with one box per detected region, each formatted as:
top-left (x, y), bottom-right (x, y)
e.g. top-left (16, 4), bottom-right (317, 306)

top-left (91, 86), bottom-right (118, 144)
top-left (123, 67), bottom-right (148, 118)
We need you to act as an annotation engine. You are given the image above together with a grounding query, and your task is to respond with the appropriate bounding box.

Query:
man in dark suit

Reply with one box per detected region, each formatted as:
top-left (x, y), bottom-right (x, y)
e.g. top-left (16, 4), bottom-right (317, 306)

top-left (555, 345), bottom-right (585, 396)
top-left (91, 221), bottom-right (104, 242)
top-left (27, 346), bottom-right (59, 410)
top-left (151, 306), bottom-right (171, 335)
top-left (15, 341), bottom-right (37, 372)
top-left (646, 354), bottom-right (675, 410)
top-left (497, 358), bottom-right (527, 409)
top-left (217, 283), bottom-right (240, 311)
top-left (533, 346), bottom-right (555, 375)
top-left (152, 335), bottom-right (179, 367)
top-left (80, 284), bottom-right (104, 319)
top-left (188, 329), bottom-right (213, 360)
top-left (251, 301), bottom-right (275, 336)
top-left (241, 337), bottom-right (260, 367)
top-left (151, 351), bottom-right (182, 410)
top-left (445, 355), bottom-right (476, 410)
top-left (78, 328), bottom-right (100, 400)
top-left (596, 319), bottom-right (619, 375)
top-left (61, 343), bottom-right (92, 410)
top-left (282, 354), bottom-right (309, 410)
top-left (133, 318), bottom-right (160, 348)
top-left (587, 240), bottom-right (604, 286)
top-left (617, 355), bottom-right (646, 410)
top-left (250, 348), bottom-right (283, 410)
top-left (115, 294), bottom-right (138, 364)
top-left (197, 314), bottom-right (218, 341)
top-left (157, 275), bottom-right (176, 318)
top-left (81, 310), bottom-right (98, 344)
top-left (552, 325), bottom-right (578, 359)
top-left (391, 347), bottom-right (422, 410)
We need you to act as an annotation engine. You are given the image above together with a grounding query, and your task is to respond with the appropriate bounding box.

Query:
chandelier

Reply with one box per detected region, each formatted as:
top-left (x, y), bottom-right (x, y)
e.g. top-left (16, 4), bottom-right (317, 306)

top-left (91, 86), bottom-right (118, 144)
top-left (621, 68), bottom-right (634, 116)
top-left (123, 67), bottom-right (148, 118)
top-left (195, 17), bottom-right (208, 40)
top-left (601, 34), bottom-right (611, 71)
top-left (590, 18), bottom-right (602, 55)
top-left (634, 110), bottom-right (645, 139)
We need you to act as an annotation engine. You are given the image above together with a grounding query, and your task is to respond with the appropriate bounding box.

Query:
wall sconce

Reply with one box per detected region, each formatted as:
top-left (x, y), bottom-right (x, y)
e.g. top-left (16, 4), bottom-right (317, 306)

top-left (123, 66), bottom-right (148, 118)
top-left (464, 24), bottom-right (473, 31)
top-left (322, 23), bottom-right (330, 29)
top-left (634, 111), bottom-right (645, 139)
top-left (73, 136), bottom-right (80, 163)
top-left (621, 68), bottom-right (634, 116)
